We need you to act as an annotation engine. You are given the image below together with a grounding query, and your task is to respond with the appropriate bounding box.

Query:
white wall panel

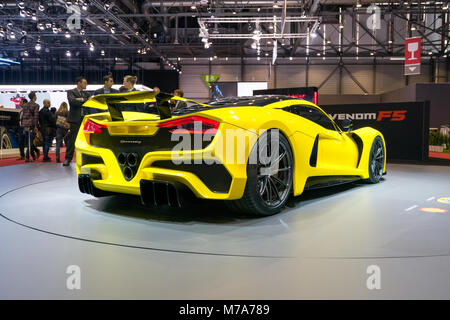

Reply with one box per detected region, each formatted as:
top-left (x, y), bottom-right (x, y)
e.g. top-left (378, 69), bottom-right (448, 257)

top-left (275, 64), bottom-right (306, 88)
top-left (309, 65), bottom-right (339, 94)
top-left (344, 65), bottom-right (374, 94)
top-left (211, 64), bottom-right (241, 81)
top-left (375, 65), bottom-right (404, 94)
top-left (179, 65), bottom-right (210, 100)
top-left (243, 64), bottom-right (269, 82)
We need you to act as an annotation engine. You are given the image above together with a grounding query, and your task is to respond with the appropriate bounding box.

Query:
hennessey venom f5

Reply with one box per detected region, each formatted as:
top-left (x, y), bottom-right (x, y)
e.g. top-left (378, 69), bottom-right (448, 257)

top-left (75, 91), bottom-right (386, 215)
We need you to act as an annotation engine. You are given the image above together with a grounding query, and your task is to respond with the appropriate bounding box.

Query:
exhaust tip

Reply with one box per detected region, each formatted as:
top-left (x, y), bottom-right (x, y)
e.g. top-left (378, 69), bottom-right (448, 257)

top-left (123, 166), bottom-right (134, 180)
top-left (118, 152), bottom-right (127, 165)
top-left (127, 153), bottom-right (139, 167)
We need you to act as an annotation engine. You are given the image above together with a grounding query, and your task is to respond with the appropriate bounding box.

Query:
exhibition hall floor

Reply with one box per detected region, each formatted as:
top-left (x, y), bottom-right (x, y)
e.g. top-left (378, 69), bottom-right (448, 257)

top-left (0, 163), bottom-right (449, 299)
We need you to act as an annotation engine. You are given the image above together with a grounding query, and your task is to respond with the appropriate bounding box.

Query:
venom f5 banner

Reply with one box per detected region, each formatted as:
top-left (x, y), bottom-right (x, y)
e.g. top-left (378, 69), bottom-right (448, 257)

top-left (321, 101), bottom-right (430, 161)
top-left (253, 87), bottom-right (318, 104)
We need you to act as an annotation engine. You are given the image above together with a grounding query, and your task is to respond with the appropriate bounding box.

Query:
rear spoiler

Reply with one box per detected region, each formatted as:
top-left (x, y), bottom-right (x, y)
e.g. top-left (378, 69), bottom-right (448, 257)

top-left (82, 90), bottom-right (210, 121)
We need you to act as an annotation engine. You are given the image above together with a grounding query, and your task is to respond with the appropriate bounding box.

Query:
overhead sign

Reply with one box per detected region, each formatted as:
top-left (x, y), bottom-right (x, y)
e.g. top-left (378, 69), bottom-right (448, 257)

top-left (404, 37), bottom-right (421, 75)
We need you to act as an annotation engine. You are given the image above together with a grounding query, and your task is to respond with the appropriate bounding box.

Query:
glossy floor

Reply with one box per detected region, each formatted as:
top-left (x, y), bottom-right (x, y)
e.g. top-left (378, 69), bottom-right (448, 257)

top-left (0, 163), bottom-right (449, 299)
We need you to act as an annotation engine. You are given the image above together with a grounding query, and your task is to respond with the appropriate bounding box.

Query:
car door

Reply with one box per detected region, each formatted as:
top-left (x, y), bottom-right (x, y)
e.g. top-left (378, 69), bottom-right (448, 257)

top-left (286, 104), bottom-right (359, 172)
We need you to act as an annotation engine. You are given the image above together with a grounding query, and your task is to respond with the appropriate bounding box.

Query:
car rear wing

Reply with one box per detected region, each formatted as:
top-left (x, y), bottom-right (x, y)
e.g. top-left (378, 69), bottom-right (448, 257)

top-left (82, 91), bottom-right (210, 121)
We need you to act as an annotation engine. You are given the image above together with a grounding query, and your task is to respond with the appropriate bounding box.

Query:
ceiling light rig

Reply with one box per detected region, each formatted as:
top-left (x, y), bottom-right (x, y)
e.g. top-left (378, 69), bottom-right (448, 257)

top-left (198, 16), bottom-right (320, 40)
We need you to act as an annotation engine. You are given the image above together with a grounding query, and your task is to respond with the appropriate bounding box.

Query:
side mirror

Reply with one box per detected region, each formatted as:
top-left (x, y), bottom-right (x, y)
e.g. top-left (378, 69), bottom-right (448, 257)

top-left (340, 119), bottom-right (353, 132)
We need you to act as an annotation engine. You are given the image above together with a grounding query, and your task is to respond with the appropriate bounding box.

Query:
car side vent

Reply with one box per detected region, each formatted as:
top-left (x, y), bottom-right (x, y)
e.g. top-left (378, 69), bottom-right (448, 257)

top-left (82, 154), bottom-right (104, 166)
top-left (309, 135), bottom-right (319, 167)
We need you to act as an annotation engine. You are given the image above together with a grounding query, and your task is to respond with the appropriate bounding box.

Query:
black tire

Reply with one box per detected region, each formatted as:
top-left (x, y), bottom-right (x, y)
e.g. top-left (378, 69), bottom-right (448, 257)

top-left (0, 127), bottom-right (12, 149)
top-left (365, 136), bottom-right (385, 184)
top-left (226, 129), bottom-right (294, 216)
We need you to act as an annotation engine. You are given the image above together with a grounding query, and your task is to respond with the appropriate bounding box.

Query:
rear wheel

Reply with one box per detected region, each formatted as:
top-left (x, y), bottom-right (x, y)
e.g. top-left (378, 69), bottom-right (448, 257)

top-left (365, 136), bottom-right (385, 183)
top-left (0, 128), bottom-right (12, 149)
top-left (227, 129), bottom-right (294, 216)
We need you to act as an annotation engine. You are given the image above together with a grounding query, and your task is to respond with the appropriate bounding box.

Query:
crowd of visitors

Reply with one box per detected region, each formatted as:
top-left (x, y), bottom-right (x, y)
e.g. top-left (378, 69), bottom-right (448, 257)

top-left (14, 74), bottom-right (184, 166)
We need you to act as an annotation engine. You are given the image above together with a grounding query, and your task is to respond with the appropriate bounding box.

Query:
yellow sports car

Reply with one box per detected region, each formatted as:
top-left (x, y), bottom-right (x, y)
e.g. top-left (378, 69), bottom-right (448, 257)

top-left (76, 91), bottom-right (386, 216)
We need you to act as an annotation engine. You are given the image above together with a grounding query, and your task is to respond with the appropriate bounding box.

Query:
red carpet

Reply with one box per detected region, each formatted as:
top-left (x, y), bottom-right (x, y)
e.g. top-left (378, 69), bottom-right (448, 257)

top-left (0, 152), bottom-right (67, 167)
top-left (429, 152), bottom-right (450, 160)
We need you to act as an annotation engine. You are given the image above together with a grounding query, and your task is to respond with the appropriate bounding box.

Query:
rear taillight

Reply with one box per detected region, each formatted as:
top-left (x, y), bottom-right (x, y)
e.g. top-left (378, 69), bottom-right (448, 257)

top-left (83, 119), bottom-right (107, 134)
top-left (157, 116), bottom-right (220, 134)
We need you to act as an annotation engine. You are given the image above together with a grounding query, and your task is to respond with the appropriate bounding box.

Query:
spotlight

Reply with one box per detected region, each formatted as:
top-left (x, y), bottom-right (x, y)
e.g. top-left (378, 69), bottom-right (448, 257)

top-left (257, 56), bottom-right (261, 61)
top-left (339, 24), bottom-right (344, 29)
top-left (32, 13), bottom-right (37, 21)
top-left (265, 52), bottom-right (269, 56)
top-left (411, 25), bottom-right (416, 31)
top-left (9, 32), bottom-right (15, 39)
top-left (65, 32), bottom-right (71, 38)
top-left (37, 24), bottom-right (44, 30)
top-left (370, 51), bottom-right (374, 56)
top-left (89, 46), bottom-right (94, 52)
top-left (110, 27), bottom-right (115, 34)
top-left (35, 43), bottom-right (41, 51)
top-left (82, 4), bottom-right (88, 11)
top-left (251, 42), bottom-right (257, 49)
top-left (232, 10), bottom-right (236, 15)
top-left (428, 51), bottom-right (432, 55)
top-left (101, 50), bottom-right (105, 56)
top-left (193, 57), bottom-right (197, 61)
top-left (204, 42), bottom-right (210, 49)
top-left (310, 32), bottom-right (317, 38)
top-left (23, 50), bottom-right (29, 57)
top-left (273, 1), bottom-right (279, 8)
top-left (356, 1), bottom-right (362, 8)
top-left (66, 50), bottom-right (71, 57)
top-left (225, 57), bottom-right (229, 61)
top-left (289, 56), bottom-right (293, 60)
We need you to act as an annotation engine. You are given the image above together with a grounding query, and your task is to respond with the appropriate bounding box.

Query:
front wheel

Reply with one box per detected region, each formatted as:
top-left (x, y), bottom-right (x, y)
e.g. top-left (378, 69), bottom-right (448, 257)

top-left (365, 136), bottom-right (385, 183)
top-left (227, 129), bottom-right (294, 216)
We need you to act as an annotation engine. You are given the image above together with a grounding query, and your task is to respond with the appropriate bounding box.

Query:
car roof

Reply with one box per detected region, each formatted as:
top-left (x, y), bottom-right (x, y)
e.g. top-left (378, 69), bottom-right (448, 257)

top-left (207, 95), bottom-right (301, 107)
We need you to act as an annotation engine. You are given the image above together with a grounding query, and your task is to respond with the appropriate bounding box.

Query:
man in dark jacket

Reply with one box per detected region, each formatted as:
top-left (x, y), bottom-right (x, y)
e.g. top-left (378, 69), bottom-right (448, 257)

top-left (39, 99), bottom-right (56, 162)
top-left (21, 92), bottom-right (41, 162)
top-left (63, 76), bottom-right (91, 166)
top-left (93, 74), bottom-right (118, 95)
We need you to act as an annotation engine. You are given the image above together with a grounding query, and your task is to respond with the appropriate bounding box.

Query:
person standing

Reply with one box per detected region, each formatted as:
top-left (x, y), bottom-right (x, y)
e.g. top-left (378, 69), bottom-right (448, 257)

top-left (21, 92), bottom-right (40, 162)
top-left (94, 75), bottom-right (118, 95)
top-left (63, 76), bottom-right (91, 166)
top-left (121, 75), bottom-right (142, 112)
top-left (16, 98), bottom-right (28, 160)
top-left (122, 75), bottom-right (137, 92)
top-left (55, 102), bottom-right (69, 163)
top-left (39, 99), bottom-right (56, 162)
